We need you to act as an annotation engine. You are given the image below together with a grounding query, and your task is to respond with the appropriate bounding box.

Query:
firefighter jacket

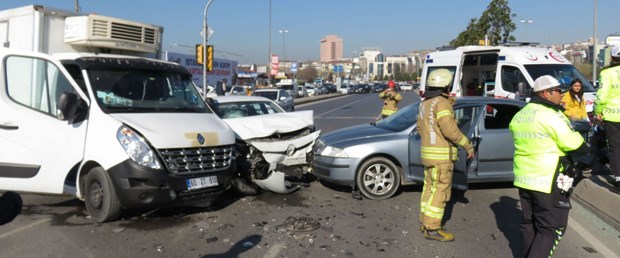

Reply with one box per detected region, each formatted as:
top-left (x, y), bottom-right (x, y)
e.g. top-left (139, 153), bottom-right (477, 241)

top-left (379, 89), bottom-right (402, 117)
top-left (595, 63), bottom-right (620, 122)
top-left (509, 95), bottom-right (584, 194)
top-left (416, 93), bottom-right (473, 166)
top-left (560, 93), bottom-right (587, 120)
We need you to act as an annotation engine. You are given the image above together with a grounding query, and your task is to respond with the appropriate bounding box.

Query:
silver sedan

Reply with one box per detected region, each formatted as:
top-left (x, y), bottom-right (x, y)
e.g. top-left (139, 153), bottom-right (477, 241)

top-left (252, 88), bottom-right (295, 112)
top-left (311, 97), bottom-right (526, 200)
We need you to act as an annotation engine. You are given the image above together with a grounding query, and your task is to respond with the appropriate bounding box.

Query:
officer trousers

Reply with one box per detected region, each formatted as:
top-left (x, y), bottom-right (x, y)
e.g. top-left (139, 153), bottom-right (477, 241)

top-left (419, 163), bottom-right (452, 230)
top-left (518, 183), bottom-right (571, 258)
top-left (605, 121), bottom-right (620, 178)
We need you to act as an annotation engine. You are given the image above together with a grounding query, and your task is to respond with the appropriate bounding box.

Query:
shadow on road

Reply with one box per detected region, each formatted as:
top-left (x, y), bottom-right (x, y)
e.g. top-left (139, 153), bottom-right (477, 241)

top-left (490, 196), bottom-right (521, 258)
top-left (202, 234), bottom-right (262, 258)
top-left (442, 189), bottom-right (470, 226)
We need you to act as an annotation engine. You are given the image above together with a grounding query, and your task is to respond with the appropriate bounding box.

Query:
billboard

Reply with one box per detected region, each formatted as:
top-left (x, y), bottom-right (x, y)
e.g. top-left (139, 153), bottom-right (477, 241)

top-left (165, 51), bottom-right (238, 87)
top-left (270, 54), bottom-right (279, 76)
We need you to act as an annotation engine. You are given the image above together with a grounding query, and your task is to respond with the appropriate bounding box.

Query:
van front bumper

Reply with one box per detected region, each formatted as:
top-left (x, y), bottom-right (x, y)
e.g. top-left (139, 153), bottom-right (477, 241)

top-left (107, 158), bottom-right (235, 209)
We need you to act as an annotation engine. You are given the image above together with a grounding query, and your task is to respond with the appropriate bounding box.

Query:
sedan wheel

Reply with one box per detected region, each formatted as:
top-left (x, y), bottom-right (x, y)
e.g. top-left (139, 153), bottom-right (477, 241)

top-left (356, 157), bottom-right (400, 200)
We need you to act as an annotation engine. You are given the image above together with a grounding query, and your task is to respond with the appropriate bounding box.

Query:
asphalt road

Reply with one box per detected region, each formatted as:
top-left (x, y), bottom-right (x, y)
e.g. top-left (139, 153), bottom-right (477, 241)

top-left (1, 92), bottom-right (618, 257)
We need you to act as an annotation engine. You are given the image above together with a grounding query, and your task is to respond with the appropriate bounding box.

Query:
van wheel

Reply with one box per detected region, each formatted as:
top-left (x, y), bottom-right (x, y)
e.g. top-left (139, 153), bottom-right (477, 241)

top-left (84, 167), bottom-right (121, 222)
top-left (355, 157), bottom-right (400, 200)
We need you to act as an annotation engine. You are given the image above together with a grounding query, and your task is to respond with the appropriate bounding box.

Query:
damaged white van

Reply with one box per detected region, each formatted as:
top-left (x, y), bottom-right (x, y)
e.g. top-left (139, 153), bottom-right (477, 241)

top-left (420, 44), bottom-right (597, 113)
top-left (0, 5), bottom-right (236, 222)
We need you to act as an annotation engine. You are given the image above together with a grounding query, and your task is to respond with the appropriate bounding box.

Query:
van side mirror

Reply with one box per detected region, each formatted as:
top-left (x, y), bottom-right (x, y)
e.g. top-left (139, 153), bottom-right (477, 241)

top-left (517, 82), bottom-right (529, 97)
top-left (57, 92), bottom-right (79, 122)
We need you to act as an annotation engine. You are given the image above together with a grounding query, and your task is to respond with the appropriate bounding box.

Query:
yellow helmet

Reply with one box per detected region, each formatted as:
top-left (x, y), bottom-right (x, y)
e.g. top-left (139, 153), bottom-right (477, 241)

top-left (427, 68), bottom-right (453, 88)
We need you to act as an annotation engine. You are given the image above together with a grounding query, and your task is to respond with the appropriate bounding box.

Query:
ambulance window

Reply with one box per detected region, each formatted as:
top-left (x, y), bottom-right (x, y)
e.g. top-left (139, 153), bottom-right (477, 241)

top-left (500, 66), bottom-right (528, 93)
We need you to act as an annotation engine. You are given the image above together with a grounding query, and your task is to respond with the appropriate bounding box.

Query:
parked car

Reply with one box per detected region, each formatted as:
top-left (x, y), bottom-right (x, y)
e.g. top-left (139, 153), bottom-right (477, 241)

top-left (227, 85), bottom-right (248, 96)
top-left (209, 96), bottom-right (321, 194)
top-left (338, 84), bottom-right (352, 94)
top-left (252, 88), bottom-right (295, 112)
top-left (311, 97), bottom-right (525, 200)
top-left (373, 84), bottom-right (387, 93)
top-left (324, 84), bottom-right (338, 93)
top-left (305, 85), bottom-right (317, 96)
top-left (400, 84), bottom-right (414, 92)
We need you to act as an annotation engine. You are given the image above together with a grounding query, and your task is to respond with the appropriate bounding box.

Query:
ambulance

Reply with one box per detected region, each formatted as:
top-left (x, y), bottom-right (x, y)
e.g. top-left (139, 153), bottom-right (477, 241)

top-left (420, 43), bottom-right (597, 113)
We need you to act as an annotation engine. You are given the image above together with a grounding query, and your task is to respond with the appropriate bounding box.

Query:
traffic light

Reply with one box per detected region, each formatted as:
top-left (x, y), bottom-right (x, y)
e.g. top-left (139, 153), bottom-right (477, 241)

top-left (195, 44), bottom-right (204, 65)
top-left (206, 45), bottom-right (214, 72)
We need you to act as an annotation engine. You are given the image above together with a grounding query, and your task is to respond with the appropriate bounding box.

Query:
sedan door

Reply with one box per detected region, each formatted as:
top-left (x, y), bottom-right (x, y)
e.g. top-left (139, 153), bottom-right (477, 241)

top-left (409, 104), bottom-right (479, 190)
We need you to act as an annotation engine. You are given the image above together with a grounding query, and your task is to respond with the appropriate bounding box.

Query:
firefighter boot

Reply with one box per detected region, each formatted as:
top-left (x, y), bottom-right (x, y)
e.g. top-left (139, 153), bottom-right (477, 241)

top-left (424, 228), bottom-right (455, 242)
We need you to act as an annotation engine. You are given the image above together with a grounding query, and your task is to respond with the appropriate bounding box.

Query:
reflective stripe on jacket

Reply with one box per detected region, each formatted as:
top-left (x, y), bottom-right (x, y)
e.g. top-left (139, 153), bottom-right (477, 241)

top-left (380, 89), bottom-right (402, 116)
top-left (417, 95), bottom-right (473, 166)
top-left (509, 103), bottom-right (584, 193)
top-left (595, 65), bottom-right (620, 122)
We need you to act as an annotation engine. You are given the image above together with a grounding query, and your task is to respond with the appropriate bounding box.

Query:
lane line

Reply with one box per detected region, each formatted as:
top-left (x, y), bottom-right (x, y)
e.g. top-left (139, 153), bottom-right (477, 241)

top-left (569, 217), bottom-right (619, 258)
top-left (314, 96), bottom-right (368, 118)
top-left (0, 218), bottom-right (51, 240)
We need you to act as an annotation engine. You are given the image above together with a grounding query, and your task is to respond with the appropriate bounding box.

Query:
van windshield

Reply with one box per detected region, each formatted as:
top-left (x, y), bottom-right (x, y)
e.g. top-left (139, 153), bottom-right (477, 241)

top-left (88, 69), bottom-right (210, 113)
top-left (524, 64), bottom-right (596, 92)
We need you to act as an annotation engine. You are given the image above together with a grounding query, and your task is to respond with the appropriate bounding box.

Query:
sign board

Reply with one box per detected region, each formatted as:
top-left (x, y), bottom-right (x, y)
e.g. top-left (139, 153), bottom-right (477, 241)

top-left (290, 62), bottom-right (298, 73)
top-left (270, 54), bottom-right (279, 76)
top-left (165, 51), bottom-right (237, 87)
top-left (200, 26), bottom-right (214, 40)
top-left (333, 65), bottom-right (343, 73)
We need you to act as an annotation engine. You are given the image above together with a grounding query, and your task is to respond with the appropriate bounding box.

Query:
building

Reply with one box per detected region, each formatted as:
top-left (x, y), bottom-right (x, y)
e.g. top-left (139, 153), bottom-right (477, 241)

top-left (320, 35), bottom-right (344, 62)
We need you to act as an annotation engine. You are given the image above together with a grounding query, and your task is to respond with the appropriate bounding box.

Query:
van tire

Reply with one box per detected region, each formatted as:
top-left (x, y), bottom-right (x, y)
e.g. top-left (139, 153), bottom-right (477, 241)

top-left (84, 167), bottom-right (121, 222)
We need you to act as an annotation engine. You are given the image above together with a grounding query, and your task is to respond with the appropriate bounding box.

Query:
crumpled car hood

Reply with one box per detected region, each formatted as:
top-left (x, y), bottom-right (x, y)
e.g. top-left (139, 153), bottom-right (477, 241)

top-left (222, 110), bottom-right (314, 140)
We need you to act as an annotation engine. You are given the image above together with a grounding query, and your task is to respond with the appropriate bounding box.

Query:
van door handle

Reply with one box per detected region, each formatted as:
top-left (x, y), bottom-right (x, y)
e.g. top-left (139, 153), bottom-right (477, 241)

top-left (0, 123), bottom-right (19, 130)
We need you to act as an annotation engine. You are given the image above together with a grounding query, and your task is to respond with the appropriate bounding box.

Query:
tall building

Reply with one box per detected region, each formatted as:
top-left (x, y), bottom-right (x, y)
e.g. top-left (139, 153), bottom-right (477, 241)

top-left (320, 35), bottom-right (343, 62)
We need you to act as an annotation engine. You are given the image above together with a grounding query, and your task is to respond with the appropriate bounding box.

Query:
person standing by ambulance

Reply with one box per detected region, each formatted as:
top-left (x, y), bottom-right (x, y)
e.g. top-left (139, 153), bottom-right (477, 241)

top-left (595, 45), bottom-right (620, 190)
top-left (417, 68), bottom-right (474, 242)
top-left (379, 80), bottom-right (402, 119)
top-left (510, 75), bottom-right (587, 257)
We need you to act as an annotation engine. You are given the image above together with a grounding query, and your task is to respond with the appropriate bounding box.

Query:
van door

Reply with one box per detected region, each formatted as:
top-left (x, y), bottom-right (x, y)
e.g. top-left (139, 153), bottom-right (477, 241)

top-left (0, 52), bottom-right (88, 194)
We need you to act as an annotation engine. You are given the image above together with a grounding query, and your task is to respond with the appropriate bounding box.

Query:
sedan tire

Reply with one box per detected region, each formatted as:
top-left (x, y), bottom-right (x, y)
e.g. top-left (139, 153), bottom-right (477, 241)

top-left (355, 157), bottom-right (400, 200)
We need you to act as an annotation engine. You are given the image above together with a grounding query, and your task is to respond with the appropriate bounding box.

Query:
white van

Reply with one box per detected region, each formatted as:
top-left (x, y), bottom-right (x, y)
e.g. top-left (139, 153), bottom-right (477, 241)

top-left (420, 44), bottom-right (597, 113)
top-left (0, 5), bottom-right (236, 222)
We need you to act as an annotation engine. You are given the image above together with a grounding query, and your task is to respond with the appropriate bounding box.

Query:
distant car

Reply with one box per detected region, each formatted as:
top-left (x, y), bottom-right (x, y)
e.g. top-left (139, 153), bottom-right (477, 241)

top-left (324, 84), bottom-right (337, 93)
top-left (373, 84), bottom-right (386, 93)
top-left (311, 97), bottom-right (525, 200)
top-left (252, 88), bottom-right (295, 112)
top-left (297, 85), bottom-right (308, 98)
top-left (305, 85), bottom-right (317, 96)
top-left (400, 84), bottom-right (414, 92)
top-left (227, 85), bottom-right (248, 96)
top-left (339, 84), bottom-right (351, 94)
top-left (209, 95), bottom-right (321, 194)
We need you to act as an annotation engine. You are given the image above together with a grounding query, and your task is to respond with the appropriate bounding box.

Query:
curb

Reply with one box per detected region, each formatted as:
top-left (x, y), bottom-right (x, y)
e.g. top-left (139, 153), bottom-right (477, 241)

top-left (572, 175), bottom-right (620, 231)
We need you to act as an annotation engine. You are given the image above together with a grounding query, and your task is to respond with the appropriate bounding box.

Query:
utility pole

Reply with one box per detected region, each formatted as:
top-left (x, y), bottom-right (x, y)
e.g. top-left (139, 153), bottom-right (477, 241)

top-left (593, 0), bottom-right (598, 84)
top-left (202, 0), bottom-right (215, 99)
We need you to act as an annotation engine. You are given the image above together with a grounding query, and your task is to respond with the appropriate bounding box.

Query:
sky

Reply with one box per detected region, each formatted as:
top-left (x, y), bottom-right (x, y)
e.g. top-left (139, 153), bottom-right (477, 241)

top-left (1, 1), bottom-right (619, 64)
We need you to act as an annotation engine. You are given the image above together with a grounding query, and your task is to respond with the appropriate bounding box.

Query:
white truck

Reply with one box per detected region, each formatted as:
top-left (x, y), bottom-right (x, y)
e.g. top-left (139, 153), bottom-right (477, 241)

top-left (0, 5), bottom-right (237, 222)
top-left (420, 44), bottom-right (597, 113)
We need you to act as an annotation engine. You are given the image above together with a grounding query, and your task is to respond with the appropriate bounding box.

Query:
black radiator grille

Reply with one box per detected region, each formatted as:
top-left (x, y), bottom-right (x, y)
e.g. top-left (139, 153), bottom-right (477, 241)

top-left (159, 146), bottom-right (233, 175)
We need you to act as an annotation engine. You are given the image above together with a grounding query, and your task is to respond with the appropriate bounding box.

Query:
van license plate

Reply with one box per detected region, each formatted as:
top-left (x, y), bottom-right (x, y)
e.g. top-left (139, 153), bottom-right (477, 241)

top-left (186, 176), bottom-right (218, 190)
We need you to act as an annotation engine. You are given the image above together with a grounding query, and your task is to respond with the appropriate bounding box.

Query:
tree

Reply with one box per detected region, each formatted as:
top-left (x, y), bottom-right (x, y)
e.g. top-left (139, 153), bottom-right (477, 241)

top-left (297, 65), bottom-right (318, 83)
top-left (450, 0), bottom-right (516, 47)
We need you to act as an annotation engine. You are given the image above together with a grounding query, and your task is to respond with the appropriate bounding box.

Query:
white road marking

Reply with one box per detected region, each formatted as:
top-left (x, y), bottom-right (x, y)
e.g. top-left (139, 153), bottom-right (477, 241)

top-left (262, 243), bottom-right (286, 258)
top-left (569, 217), bottom-right (619, 258)
top-left (0, 218), bottom-right (51, 239)
top-left (314, 97), bottom-right (368, 118)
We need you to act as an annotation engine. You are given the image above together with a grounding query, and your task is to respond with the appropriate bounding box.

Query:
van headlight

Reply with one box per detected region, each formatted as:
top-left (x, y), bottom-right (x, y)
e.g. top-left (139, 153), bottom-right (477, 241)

top-left (320, 146), bottom-right (348, 158)
top-left (117, 125), bottom-right (162, 169)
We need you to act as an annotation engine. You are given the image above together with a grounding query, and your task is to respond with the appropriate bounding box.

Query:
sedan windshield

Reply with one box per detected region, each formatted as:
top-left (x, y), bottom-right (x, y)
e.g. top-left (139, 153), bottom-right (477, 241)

top-left (89, 69), bottom-right (209, 113)
top-left (524, 64), bottom-right (596, 92)
top-left (375, 101), bottom-right (420, 131)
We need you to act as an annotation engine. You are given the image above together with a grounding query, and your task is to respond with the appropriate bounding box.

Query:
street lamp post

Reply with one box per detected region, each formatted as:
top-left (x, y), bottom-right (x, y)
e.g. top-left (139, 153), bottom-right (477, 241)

top-left (267, 0), bottom-right (272, 87)
top-left (520, 19), bottom-right (533, 42)
top-left (203, 0), bottom-right (215, 99)
top-left (279, 29), bottom-right (289, 61)
top-left (593, 0), bottom-right (597, 84)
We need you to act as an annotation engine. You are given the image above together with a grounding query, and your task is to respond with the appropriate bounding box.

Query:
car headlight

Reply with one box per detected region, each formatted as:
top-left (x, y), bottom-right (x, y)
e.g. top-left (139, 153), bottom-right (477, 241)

top-left (117, 125), bottom-right (162, 169)
top-left (320, 146), bottom-right (348, 158)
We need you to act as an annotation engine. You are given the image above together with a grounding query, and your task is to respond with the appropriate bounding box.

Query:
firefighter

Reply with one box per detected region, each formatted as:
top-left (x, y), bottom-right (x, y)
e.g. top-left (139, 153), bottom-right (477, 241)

top-left (509, 75), bottom-right (587, 257)
top-left (417, 68), bottom-right (474, 242)
top-left (379, 80), bottom-right (402, 119)
top-left (595, 45), bottom-right (620, 190)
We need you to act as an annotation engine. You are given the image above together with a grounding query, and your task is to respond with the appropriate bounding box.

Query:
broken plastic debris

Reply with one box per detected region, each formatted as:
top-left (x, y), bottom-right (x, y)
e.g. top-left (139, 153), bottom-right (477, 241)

top-left (274, 216), bottom-right (320, 232)
top-left (155, 245), bottom-right (164, 252)
top-left (243, 242), bottom-right (254, 248)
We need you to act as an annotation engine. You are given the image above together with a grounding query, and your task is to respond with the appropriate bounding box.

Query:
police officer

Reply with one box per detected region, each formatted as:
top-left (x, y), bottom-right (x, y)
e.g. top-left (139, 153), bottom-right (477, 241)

top-left (379, 80), bottom-right (403, 119)
top-left (417, 68), bottom-right (474, 242)
top-left (510, 75), bottom-right (587, 257)
top-left (595, 45), bottom-right (620, 190)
